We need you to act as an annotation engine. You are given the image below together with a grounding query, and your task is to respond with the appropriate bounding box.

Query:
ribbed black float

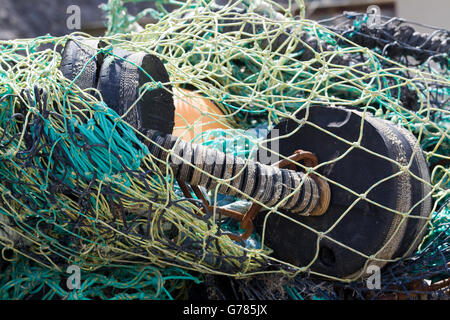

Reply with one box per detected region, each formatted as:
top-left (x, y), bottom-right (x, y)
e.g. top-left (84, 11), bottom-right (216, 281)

top-left (255, 105), bottom-right (432, 278)
top-left (145, 129), bottom-right (321, 214)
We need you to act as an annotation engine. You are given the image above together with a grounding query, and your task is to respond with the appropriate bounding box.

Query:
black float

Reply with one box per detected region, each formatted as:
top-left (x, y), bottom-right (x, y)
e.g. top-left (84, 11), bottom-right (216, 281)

top-left (60, 39), bottom-right (105, 89)
top-left (255, 105), bottom-right (432, 278)
top-left (60, 38), bottom-right (175, 135)
top-left (97, 48), bottom-right (175, 135)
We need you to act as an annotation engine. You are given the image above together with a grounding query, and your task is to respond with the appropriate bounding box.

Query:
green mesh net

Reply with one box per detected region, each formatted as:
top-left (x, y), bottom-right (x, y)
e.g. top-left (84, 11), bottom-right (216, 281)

top-left (0, 0), bottom-right (448, 300)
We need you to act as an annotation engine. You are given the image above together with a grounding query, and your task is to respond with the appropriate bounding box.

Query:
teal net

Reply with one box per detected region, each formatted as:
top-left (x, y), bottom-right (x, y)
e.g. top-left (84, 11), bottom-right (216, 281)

top-left (0, 0), bottom-right (448, 299)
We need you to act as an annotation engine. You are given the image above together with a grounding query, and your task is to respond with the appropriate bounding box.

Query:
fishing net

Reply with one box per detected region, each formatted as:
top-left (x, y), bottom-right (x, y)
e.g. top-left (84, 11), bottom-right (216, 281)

top-left (0, 0), bottom-right (448, 300)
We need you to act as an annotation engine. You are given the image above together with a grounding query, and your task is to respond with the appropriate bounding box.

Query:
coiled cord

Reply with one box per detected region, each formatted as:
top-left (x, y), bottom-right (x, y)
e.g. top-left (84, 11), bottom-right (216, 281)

top-left (146, 129), bottom-right (321, 215)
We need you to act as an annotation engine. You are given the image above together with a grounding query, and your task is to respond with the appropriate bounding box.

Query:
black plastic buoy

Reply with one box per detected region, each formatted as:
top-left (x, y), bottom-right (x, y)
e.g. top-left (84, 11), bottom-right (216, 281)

top-left (60, 39), bottom-right (175, 135)
top-left (97, 48), bottom-right (175, 135)
top-left (60, 38), bottom-right (105, 90)
top-left (255, 105), bottom-right (432, 279)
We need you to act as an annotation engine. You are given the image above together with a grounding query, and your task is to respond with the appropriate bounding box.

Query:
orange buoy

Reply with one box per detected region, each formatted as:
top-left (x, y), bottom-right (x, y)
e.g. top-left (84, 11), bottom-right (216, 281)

top-left (173, 87), bottom-right (229, 142)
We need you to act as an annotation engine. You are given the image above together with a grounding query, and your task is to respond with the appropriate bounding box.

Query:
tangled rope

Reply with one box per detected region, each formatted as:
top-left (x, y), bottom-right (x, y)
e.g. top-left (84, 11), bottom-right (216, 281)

top-left (0, 0), bottom-right (448, 299)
